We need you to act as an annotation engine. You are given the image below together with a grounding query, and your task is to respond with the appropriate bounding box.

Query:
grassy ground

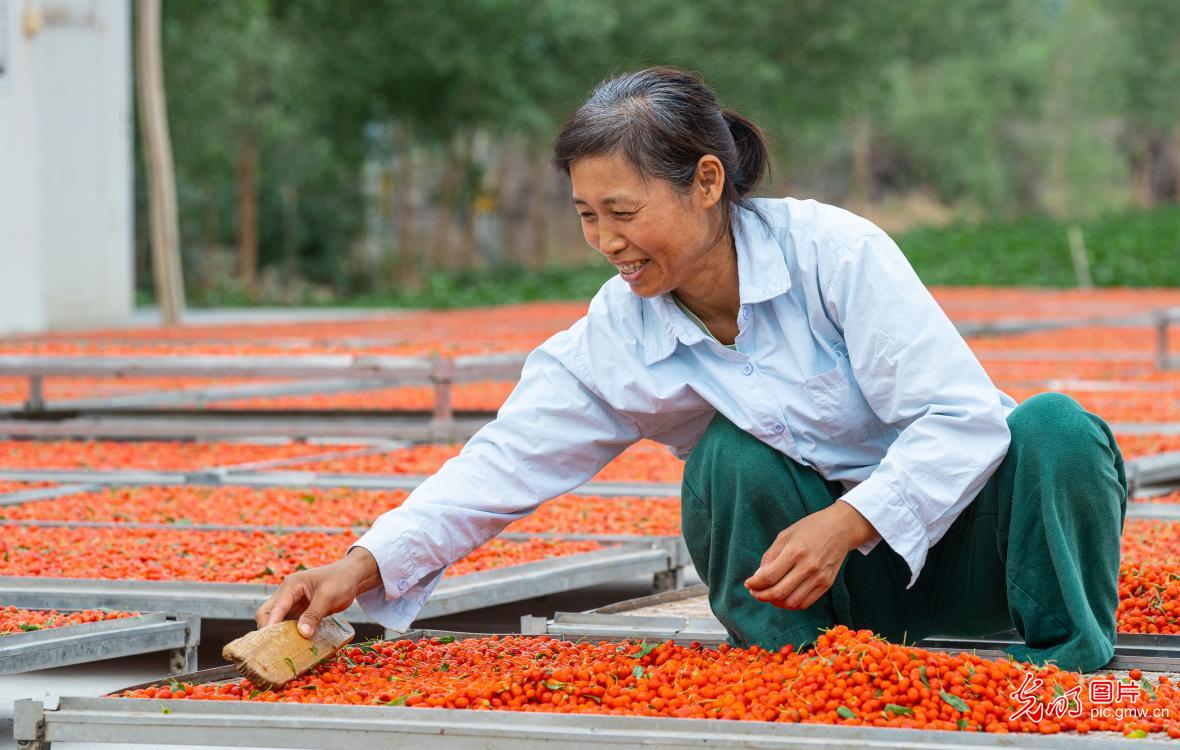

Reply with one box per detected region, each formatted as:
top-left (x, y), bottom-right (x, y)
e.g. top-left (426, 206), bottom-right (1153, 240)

top-left (162, 204), bottom-right (1180, 310)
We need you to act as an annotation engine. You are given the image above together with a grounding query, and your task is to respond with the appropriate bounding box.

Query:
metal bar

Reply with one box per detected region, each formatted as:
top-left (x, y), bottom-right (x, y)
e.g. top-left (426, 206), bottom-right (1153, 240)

top-left (0, 468), bottom-right (681, 497)
top-left (0, 355), bottom-right (436, 379)
top-left (1133, 451), bottom-right (1180, 488)
top-left (1106, 422), bottom-right (1180, 435)
top-left (918, 633), bottom-right (1180, 669)
top-left (15, 627), bottom-right (1175, 750)
top-left (21, 695), bottom-right (1161, 750)
top-left (0, 544), bottom-right (670, 622)
top-left (0, 483), bottom-right (99, 507)
top-left (0, 612), bottom-right (197, 675)
top-left (450, 353), bottom-right (527, 383)
top-left (208, 441), bottom-right (402, 474)
top-left (954, 311), bottom-right (1164, 337)
top-left (1043, 379), bottom-right (1180, 393)
top-left (976, 350), bottom-right (1154, 361)
top-left (0, 469), bottom-right (189, 485)
top-left (590, 584), bottom-right (708, 614)
top-left (1127, 502), bottom-right (1180, 520)
top-left (0, 414), bottom-right (495, 440)
top-left (42, 376), bottom-right (399, 411)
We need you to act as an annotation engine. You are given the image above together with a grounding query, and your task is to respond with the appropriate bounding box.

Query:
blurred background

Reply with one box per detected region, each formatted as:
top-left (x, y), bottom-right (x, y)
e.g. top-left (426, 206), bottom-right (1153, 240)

top-left (1, 0), bottom-right (1178, 333)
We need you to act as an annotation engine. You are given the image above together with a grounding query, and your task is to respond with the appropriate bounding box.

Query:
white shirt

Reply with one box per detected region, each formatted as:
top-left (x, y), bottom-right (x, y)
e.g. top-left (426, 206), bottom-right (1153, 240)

top-left (353, 197), bottom-right (1016, 630)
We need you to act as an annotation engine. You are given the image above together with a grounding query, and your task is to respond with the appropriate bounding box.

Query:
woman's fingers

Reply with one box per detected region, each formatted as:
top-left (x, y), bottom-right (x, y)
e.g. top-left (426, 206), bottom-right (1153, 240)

top-left (786, 579), bottom-right (829, 611)
top-left (744, 530), bottom-right (796, 591)
top-left (254, 557), bottom-right (372, 636)
top-left (751, 554), bottom-right (816, 605)
top-left (257, 577), bottom-right (309, 628)
top-left (297, 578), bottom-right (350, 637)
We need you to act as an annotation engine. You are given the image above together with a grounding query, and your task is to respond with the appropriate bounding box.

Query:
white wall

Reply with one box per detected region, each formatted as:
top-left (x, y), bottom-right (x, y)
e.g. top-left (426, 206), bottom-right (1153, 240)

top-left (0, 0), bottom-right (47, 333)
top-left (0, 0), bottom-right (133, 334)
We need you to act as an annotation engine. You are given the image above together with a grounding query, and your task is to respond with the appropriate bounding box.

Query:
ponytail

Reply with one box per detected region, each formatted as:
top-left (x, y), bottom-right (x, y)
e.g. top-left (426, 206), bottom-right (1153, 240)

top-left (720, 109), bottom-right (770, 198)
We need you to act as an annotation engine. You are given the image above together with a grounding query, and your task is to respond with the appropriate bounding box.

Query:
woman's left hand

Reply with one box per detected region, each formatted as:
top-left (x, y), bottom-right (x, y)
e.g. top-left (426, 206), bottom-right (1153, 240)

top-left (743, 500), bottom-right (878, 611)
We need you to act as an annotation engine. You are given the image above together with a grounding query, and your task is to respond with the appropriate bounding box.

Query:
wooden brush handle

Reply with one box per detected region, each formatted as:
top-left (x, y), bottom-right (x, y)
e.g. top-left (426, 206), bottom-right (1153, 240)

top-left (223, 617), bottom-right (354, 691)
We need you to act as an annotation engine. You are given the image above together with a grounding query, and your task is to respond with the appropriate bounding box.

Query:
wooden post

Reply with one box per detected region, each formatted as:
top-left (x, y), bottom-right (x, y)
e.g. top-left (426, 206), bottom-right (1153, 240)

top-left (135, 0), bottom-right (185, 324)
top-left (1066, 226), bottom-right (1093, 289)
top-left (237, 132), bottom-right (260, 296)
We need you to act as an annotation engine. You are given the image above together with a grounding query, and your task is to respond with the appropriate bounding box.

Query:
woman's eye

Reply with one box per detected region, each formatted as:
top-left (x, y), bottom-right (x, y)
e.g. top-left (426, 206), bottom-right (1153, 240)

top-left (613, 211), bottom-right (633, 218)
top-left (578, 212), bottom-right (595, 220)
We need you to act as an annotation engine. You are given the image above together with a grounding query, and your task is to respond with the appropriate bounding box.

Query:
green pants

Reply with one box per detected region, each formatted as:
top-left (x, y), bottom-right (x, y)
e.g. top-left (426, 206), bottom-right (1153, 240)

top-left (681, 392), bottom-right (1128, 673)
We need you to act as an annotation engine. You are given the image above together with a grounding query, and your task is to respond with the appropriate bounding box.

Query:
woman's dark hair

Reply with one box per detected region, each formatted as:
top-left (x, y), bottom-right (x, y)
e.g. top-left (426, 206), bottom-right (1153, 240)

top-left (553, 67), bottom-right (770, 242)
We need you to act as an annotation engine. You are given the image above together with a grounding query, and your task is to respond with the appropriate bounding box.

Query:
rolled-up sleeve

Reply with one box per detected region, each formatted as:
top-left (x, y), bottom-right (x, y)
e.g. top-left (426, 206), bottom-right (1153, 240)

top-left (350, 322), bottom-right (642, 629)
top-left (827, 232), bottom-right (1011, 588)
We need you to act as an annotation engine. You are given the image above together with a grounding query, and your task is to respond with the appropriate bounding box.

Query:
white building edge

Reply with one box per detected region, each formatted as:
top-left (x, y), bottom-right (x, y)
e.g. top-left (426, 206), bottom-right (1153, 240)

top-left (0, 0), bottom-right (133, 333)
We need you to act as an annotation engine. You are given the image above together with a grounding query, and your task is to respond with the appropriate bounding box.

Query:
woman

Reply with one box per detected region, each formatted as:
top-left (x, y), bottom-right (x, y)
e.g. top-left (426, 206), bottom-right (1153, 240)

top-left (258, 67), bottom-right (1127, 673)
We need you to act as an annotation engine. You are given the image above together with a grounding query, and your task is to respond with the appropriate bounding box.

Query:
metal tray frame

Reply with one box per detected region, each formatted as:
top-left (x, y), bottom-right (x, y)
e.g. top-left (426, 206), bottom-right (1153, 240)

top-left (0, 467), bottom-right (684, 498)
top-left (12, 627), bottom-right (1171, 750)
top-left (0, 611), bottom-right (199, 675)
top-left (0, 543), bottom-right (670, 626)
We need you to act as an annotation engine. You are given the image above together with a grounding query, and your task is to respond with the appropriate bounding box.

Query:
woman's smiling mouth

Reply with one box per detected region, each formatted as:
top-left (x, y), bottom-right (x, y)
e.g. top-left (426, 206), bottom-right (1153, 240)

top-left (615, 259), bottom-right (650, 281)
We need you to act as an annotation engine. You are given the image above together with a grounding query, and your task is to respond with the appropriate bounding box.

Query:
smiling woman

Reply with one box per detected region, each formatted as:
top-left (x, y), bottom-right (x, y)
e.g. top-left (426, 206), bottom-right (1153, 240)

top-left (554, 68), bottom-right (770, 342)
top-left (260, 67), bottom-right (1128, 675)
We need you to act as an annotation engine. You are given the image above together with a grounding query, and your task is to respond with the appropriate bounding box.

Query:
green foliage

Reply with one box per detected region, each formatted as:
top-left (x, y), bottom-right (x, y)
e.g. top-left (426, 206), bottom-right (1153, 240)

top-left (897, 205), bottom-right (1180, 286)
top-left (147, 0), bottom-right (1180, 303)
top-left (344, 263), bottom-right (615, 310)
top-left (166, 206), bottom-right (1178, 309)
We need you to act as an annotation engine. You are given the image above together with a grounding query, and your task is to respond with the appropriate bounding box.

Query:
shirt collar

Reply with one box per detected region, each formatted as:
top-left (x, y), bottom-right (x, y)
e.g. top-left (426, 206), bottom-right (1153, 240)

top-left (641, 202), bottom-right (791, 365)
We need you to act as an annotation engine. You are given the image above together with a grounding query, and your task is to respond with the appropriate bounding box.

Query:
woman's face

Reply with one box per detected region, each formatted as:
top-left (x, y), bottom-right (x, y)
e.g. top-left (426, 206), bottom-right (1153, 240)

top-left (569, 153), bottom-right (725, 298)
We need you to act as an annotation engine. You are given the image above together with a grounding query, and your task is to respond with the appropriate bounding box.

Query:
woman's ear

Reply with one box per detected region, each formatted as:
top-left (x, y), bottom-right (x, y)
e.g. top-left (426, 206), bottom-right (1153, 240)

top-left (694, 154), bottom-right (726, 210)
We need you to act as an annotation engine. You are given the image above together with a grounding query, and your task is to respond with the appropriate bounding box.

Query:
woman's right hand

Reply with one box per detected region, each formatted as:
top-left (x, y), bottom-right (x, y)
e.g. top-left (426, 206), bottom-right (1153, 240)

top-left (255, 547), bottom-right (382, 637)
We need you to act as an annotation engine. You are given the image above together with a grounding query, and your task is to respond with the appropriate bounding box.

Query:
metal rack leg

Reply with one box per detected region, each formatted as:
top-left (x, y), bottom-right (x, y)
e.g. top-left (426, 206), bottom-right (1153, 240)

top-left (169, 613), bottom-right (201, 675)
top-left (24, 375), bottom-right (44, 412)
top-left (13, 700), bottom-right (49, 750)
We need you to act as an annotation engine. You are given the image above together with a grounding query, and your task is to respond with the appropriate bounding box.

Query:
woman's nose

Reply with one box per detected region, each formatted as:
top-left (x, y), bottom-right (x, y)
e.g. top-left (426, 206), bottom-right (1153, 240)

top-left (598, 225), bottom-right (627, 255)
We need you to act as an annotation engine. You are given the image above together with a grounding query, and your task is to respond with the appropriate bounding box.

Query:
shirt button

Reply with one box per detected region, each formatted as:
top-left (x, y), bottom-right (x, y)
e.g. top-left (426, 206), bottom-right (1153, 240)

top-left (740, 307), bottom-right (751, 321)
top-left (772, 423), bottom-right (785, 434)
top-left (396, 578), bottom-right (409, 591)
top-left (742, 363), bottom-right (753, 376)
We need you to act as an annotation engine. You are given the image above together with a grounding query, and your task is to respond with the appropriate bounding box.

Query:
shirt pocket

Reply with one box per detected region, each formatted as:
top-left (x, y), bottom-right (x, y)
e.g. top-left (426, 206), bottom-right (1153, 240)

top-left (802, 348), bottom-right (885, 445)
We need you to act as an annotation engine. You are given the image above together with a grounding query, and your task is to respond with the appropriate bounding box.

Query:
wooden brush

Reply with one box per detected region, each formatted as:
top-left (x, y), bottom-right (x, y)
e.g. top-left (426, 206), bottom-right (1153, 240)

top-left (223, 617), bottom-right (355, 691)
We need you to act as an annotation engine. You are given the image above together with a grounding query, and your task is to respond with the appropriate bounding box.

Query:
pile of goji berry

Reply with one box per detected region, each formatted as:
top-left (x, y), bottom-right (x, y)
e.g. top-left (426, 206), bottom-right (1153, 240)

top-left (1003, 387), bottom-right (1180, 424)
top-left (967, 326), bottom-right (1164, 353)
top-left (0, 439), bottom-right (346, 471)
top-left (1112, 434), bottom-right (1180, 461)
top-left (1139, 491), bottom-right (1180, 505)
top-left (1119, 519), bottom-right (1180, 635)
top-left (291, 439), bottom-right (685, 483)
top-left (0, 487), bottom-right (680, 537)
top-left (0, 375), bottom-right (248, 408)
top-left (0, 526), bottom-right (601, 583)
top-left (0, 605), bottom-right (138, 635)
top-left (0, 486), bottom-right (410, 527)
top-left (117, 627), bottom-right (1180, 737)
top-left (507, 496), bottom-right (681, 537)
